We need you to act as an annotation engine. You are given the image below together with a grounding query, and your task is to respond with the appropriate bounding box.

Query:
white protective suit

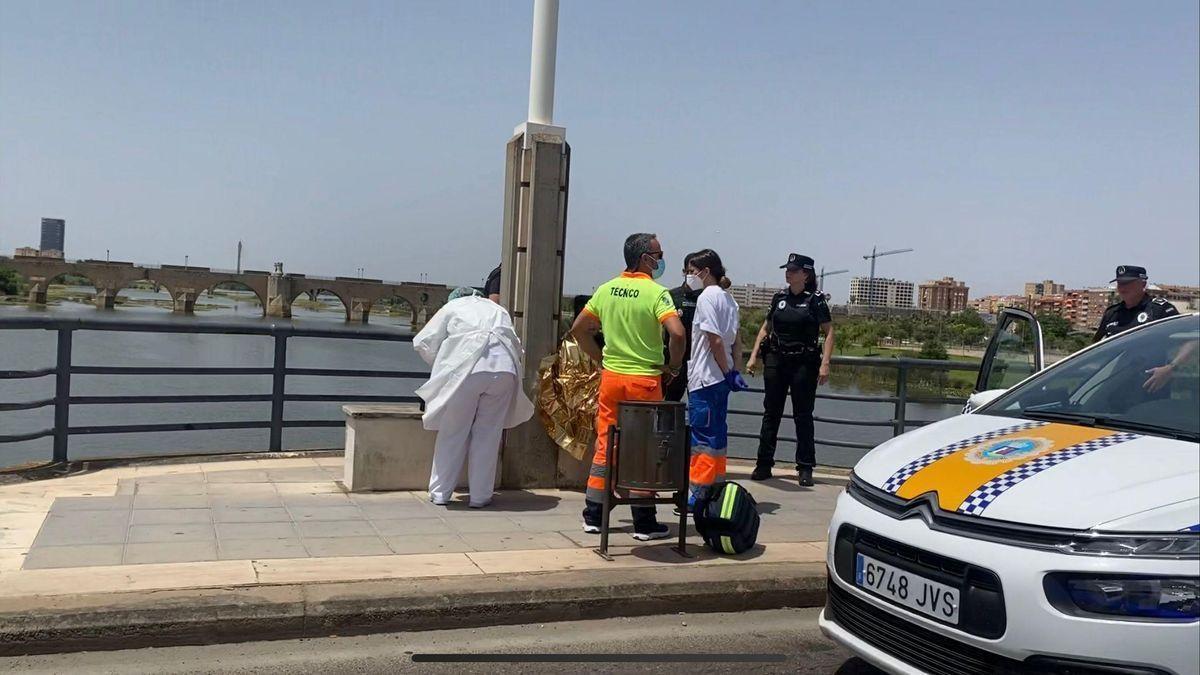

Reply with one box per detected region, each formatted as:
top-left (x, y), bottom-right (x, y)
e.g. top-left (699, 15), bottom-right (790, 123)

top-left (413, 296), bottom-right (534, 506)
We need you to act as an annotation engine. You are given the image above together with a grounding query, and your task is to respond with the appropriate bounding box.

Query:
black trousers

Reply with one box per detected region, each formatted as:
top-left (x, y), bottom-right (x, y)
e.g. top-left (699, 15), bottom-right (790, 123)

top-left (756, 354), bottom-right (820, 470)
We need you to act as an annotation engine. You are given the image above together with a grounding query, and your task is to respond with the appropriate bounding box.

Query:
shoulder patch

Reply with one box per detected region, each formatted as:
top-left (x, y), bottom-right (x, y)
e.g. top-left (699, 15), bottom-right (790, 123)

top-left (1152, 297), bottom-right (1169, 305)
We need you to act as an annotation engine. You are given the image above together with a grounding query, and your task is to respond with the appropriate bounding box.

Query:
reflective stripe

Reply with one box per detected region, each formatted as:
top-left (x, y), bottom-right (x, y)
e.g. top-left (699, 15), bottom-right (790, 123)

top-left (690, 445), bottom-right (727, 457)
top-left (589, 464), bottom-right (608, 477)
top-left (720, 484), bottom-right (738, 520)
top-left (720, 535), bottom-right (736, 555)
top-left (585, 485), bottom-right (607, 502)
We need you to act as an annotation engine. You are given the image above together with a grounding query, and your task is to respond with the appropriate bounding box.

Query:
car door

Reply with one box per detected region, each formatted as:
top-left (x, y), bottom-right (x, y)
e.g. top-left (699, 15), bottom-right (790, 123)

top-left (964, 308), bottom-right (1045, 412)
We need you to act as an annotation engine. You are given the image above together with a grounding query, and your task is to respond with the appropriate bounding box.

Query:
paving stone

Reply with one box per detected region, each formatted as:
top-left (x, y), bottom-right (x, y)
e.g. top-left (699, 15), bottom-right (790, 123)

top-left (218, 538), bottom-right (309, 561)
top-left (286, 505), bottom-right (364, 522)
top-left (131, 509), bottom-right (212, 525)
top-left (382, 534), bottom-right (473, 555)
top-left (211, 506), bottom-right (291, 523)
top-left (123, 541), bottom-right (218, 565)
top-left (206, 483), bottom-right (278, 497)
top-left (440, 515), bottom-right (523, 534)
top-left (457, 531), bottom-right (578, 552)
top-left (215, 521), bottom-right (298, 540)
top-left (301, 536), bottom-right (391, 557)
top-left (508, 515), bottom-right (587, 532)
top-left (208, 495), bottom-right (282, 509)
top-left (204, 470), bottom-right (271, 484)
top-left (22, 544), bottom-right (125, 569)
top-left (296, 520), bottom-right (377, 538)
top-left (281, 493), bottom-right (352, 507)
top-left (49, 496), bottom-right (134, 512)
top-left (368, 517), bottom-right (454, 536)
top-left (266, 468), bottom-right (333, 482)
top-left (355, 502), bottom-right (441, 520)
top-left (133, 483), bottom-right (207, 496)
top-left (132, 473), bottom-right (206, 484)
top-left (34, 515), bottom-right (129, 546)
top-left (127, 523), bottom-right (215, 544)
top-left (273, 481), bottom-right (342, 495)
top-left (133, 495), bottom-right (209, 510)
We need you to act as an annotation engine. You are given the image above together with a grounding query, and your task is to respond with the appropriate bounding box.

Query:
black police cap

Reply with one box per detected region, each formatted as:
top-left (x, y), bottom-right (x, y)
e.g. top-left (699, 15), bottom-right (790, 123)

top-left (1110, 265), bottom-right (1148, 283)
top-left (782, 253), bottom-right (815, 271)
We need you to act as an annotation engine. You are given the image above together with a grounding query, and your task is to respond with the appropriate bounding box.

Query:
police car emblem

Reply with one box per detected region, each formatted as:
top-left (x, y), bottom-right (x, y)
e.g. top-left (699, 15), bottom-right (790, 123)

top-left (966, 437), bottom-right (1053, 465)
top-left (1137, 312), bottom-right (1148, 323)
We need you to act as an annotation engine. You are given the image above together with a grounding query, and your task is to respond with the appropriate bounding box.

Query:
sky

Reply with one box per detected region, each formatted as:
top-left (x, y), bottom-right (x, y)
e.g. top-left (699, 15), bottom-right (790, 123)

top-left (2, 0), bottom-right (1197, 300)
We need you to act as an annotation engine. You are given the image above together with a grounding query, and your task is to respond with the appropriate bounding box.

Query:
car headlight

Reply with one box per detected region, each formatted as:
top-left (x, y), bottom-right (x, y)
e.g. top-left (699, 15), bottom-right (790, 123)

top-left (1062, 533), bottom-right (1200, 558)
top-left (1046, 574), bottom-right (1199, 621)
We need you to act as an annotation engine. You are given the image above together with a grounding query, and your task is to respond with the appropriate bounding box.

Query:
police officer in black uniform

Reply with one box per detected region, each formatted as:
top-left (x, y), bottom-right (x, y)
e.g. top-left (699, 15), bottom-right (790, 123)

top-left (746, 254), bottom-right (835, 487)
top-left (484, 264), bottom-right (502, 303)
top-left (664, 253), bottom-right (702, 401)
top-left (1093, 265), bottom-right (1179, 343)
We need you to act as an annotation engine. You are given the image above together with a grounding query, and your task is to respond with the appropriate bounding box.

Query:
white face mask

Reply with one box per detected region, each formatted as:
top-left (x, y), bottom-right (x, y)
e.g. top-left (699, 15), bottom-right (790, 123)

top-left (685, 273), bottom-right (704, 291)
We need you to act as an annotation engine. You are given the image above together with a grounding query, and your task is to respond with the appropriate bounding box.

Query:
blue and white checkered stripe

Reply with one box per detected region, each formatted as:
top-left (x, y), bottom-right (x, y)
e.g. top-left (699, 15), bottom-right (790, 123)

top-left (882, 421), bottom-right (1047, 494)
top-left (957, 432), bottom-right (1141, 516)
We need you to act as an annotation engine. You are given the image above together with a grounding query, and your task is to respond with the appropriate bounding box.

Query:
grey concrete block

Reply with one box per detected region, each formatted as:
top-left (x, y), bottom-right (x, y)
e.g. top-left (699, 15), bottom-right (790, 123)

top-left (301, 536), bottom-right (391, 557)
top-left (22, 544), bottom-right (125, 569)
top-left (218, 538), bottom-right (309, 561)
top-left (216, 522), bottom-right (298, 541)
top-left (127, 523), bottom-right (215, 544)
top-left (123, 541), bottom-right (218, 565)
top-left (49, 496), bottom-right (134, 512)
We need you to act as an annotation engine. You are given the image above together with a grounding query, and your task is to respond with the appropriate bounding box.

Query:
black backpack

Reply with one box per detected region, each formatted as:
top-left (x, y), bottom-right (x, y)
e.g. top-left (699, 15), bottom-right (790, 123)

top-left (693, 481), bottom-right (761, 555)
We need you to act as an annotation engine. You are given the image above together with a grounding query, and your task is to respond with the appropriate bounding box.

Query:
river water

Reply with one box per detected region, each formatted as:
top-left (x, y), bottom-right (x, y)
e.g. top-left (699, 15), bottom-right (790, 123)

top-left (0, 288), bottom-right (964, 470)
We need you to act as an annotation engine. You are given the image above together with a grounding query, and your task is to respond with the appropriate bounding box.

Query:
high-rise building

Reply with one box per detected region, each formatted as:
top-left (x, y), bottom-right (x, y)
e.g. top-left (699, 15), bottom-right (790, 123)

top-left (849, 277), bottom-right (914, 309)
top-left (1024, 280), bottom-right (1065, 298)
top-left (727, 283), bottom-right (779, 309)
top-left (40, 218), bottom-right (65, 254)
top-left (918, 277), bottom-right (970, 313)
top-left (1063, 288), bottom-right (1113, 332)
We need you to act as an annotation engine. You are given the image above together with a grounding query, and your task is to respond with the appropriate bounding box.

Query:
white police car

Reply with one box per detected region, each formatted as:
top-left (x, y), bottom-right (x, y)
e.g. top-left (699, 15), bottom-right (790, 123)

top-left (821, 310), bottom-right (1199, 675)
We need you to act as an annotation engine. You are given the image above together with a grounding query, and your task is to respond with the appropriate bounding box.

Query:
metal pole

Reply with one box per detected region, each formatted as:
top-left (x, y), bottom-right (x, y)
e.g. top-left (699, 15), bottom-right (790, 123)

top-left (527, 0), bottom-right (560, 125)
top-left (893, 364), bottom-right (909, 438)
top-left (236, 241), bottom-right (242, 274)
top-left (53, 328), bottom-right (73, 463)
top-left (868, 246), bottom-right (876, 311)
top-left (269, 335), bottom-right (288, 451)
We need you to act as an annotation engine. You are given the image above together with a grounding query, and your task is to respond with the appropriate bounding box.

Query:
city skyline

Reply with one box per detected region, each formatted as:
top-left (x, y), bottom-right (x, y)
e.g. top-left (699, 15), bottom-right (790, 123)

top-left (2, 2), bottom-right (1197, 299)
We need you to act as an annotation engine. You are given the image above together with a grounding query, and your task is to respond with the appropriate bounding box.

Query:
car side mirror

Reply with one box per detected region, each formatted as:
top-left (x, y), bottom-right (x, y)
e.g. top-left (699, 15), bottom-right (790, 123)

top-left (963, 389), bottom-right (1006, 414)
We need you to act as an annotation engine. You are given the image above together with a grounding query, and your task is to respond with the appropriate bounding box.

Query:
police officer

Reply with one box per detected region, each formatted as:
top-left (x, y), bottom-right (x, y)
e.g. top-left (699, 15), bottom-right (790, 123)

top-left (1093, 265), bottom-right (1179, 343)
top-left (664, 253), bottom-right (702, 401)
top-left (483, 264), bottom-right (502, 303)
top-left (746, 253), bottom-right (835, 487)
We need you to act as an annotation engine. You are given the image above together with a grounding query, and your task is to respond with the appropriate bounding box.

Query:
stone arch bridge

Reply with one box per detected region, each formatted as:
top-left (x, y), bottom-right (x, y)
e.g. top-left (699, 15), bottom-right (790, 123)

top-left (0, 257), bottom-right (449, 327)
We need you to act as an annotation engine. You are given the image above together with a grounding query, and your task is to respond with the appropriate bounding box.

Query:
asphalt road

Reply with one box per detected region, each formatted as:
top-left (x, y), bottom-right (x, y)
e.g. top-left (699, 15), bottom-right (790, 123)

top-left (0, 608), bottom-right (882, 674)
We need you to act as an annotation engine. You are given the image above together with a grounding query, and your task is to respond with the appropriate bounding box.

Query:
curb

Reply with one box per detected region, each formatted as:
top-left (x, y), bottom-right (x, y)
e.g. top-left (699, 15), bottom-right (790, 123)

top-left (0, 561), bottom-right (827, 656)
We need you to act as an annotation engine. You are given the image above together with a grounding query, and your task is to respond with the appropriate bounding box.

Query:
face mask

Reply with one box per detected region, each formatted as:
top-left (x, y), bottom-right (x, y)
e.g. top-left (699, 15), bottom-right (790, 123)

top-left (651, 257), bottom-right (666, 280)
top-left (685, 273), bottom-right (704, 291)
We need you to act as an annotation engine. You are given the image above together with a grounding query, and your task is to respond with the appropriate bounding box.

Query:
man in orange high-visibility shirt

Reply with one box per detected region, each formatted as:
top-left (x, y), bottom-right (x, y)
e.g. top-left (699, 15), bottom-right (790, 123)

top-left (570, 233), bottom-right (686, 540)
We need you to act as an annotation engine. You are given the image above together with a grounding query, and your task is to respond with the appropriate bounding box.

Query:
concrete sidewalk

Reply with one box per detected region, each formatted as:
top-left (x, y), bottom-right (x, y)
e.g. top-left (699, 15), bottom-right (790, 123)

top-left (0, 454), bottom-right (840, 654)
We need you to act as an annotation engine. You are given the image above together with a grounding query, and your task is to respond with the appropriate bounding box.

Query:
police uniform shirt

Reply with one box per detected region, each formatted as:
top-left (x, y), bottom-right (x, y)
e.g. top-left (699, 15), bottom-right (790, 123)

top-left (1093, 294), bottom-right (1180, 343)
top-left (483, 265), bottom-right (502, 298)
top-left (668, 285), bottom-right (701, 360)
top-left (768, 289), bottom-right (832, 353)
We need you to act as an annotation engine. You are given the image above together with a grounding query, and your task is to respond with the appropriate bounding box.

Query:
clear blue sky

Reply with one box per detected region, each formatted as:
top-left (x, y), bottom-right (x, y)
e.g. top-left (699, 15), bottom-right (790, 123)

top-left (2, 1), bottom-right (1197, 299)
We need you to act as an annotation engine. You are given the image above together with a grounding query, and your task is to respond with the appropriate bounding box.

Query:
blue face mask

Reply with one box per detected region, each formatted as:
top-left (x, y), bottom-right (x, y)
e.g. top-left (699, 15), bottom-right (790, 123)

top-left (651, 257), bottom-right (666, 280)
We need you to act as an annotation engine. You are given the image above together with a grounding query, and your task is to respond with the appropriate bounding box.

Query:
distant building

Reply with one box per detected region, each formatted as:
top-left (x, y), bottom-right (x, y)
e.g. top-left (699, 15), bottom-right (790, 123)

top-left (849, 277), bottom-right (914, 309)
top-left (727, 283), bottom-right (780, 309)
top-left (1063, 288), bottom-right (1113, 332)
top-left (40, 218), bottom-right (65, 254)
top-left (1023, 279), bottom-right (1065, 298)
top-left (1149, 284), bottom-right (1200, 313)
top-left (918, 277), bottom-right (970, 313)
top-left (969, 294), bottom-right (1029, 315)
top-left (14, 246), bottom-right (40, 258)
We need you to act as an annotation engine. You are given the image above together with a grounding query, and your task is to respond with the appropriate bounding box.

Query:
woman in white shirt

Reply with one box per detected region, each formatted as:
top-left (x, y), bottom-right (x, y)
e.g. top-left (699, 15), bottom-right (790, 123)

top-left (683, 250), bottom-right (744, 508)
top-left (413, 287), bottom-right (534, 508)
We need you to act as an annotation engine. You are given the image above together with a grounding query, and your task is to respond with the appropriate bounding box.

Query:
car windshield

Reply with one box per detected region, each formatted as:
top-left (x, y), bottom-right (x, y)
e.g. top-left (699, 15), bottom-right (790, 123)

top-left (980, 314), bottom-right (1200, 441)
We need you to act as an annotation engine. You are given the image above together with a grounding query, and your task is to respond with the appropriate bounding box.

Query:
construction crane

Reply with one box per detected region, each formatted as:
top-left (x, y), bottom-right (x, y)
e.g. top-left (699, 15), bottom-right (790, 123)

top-left (862, 246), bottom-right (914, 310)
top-left (817, 267), bottom-right (849, 293)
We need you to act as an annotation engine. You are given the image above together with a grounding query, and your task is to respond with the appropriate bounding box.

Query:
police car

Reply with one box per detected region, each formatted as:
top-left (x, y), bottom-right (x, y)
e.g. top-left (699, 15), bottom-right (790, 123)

top-left (820, 309), bottom-right (1199, 675)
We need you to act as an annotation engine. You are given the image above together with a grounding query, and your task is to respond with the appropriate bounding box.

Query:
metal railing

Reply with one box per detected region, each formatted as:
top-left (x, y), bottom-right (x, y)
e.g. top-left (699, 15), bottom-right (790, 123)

top-left (0, 316), bottom-right (424, 464)
top-left (1, 316), bottom-right (977, 464)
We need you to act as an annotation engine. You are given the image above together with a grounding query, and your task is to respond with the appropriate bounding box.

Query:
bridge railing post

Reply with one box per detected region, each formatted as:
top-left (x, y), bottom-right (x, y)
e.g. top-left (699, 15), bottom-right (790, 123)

top-left (269, 334), bottom-right (288, 451)
top-left (53, 328), bottom-right (73, 463)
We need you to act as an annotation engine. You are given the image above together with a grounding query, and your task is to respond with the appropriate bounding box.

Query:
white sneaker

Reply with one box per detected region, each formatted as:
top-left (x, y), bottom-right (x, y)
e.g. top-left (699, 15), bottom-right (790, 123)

top-left (631, 523), bottom-right (671, 541)
top-left (582, 523), bottom-right (601, 534)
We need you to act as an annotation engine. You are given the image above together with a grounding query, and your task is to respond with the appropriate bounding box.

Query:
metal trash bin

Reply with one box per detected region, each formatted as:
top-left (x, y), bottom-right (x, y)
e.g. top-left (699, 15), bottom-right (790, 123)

top-left (597, 400), bottom-right (691, 560)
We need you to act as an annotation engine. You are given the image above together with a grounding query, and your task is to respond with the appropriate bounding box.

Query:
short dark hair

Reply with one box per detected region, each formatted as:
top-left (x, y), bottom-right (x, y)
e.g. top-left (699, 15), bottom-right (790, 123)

top-left (624, 233), bottom-right (657, 271)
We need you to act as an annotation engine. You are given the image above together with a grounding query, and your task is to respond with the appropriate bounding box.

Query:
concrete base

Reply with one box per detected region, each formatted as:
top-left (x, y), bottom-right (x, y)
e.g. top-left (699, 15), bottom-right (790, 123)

top-left (342, 404), bottom-right (498, 493)
top-left (94, 288), bottom-right (118, 310)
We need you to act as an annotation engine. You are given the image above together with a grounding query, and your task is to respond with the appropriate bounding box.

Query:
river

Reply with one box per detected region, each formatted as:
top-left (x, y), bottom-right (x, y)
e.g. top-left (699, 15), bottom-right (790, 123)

top-left (0, 288), bottom-right (964, 470)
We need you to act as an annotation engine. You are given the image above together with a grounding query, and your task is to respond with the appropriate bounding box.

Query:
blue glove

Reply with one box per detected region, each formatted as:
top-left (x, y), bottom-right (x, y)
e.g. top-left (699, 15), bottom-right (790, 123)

top-left (724, 369), bottom-right (749, 392)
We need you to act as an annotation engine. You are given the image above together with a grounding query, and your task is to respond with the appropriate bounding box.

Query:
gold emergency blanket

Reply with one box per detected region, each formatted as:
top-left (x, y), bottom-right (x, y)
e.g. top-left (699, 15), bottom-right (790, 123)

top-left (537, 337), bottom-right (600, 461)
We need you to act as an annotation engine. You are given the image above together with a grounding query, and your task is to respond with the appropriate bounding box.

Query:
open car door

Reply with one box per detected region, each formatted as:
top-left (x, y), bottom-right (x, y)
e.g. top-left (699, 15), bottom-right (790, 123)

top-left (964, 308), bottom-right (1045, 413)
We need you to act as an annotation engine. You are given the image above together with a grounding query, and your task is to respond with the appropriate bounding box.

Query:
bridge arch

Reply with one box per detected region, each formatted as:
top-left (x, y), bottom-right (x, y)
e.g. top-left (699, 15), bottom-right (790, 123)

top-left (289, 287), bottom-right (353, 321)
top-left (206, 280), bottom-right (267, 315)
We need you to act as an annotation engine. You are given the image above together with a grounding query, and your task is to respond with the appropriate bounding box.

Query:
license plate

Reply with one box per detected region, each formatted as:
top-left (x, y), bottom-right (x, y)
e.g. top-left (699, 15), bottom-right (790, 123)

top-left (855, 553), bottom-right (960, 624)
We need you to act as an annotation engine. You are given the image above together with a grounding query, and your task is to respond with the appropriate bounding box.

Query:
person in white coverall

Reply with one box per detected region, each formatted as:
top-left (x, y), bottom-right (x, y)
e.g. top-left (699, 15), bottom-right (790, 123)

top-left (413, 287), bottom-right (534, 508)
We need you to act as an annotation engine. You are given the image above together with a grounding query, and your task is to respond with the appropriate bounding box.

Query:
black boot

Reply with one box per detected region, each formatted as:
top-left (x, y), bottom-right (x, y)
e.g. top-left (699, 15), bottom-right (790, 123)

top-left (751, 465), bottom-right (773, 481)
top-left (798, 467), bottom-right (814, 487)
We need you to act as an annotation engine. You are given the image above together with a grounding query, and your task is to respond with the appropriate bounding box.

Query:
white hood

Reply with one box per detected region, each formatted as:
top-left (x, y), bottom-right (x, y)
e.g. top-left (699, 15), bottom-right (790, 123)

top-left (854, 413), bottom-right (1200, 531)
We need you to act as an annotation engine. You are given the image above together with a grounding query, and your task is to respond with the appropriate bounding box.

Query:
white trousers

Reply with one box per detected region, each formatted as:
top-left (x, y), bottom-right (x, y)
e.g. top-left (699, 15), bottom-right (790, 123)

top-left (428, 371), bottom-right (516, 506)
